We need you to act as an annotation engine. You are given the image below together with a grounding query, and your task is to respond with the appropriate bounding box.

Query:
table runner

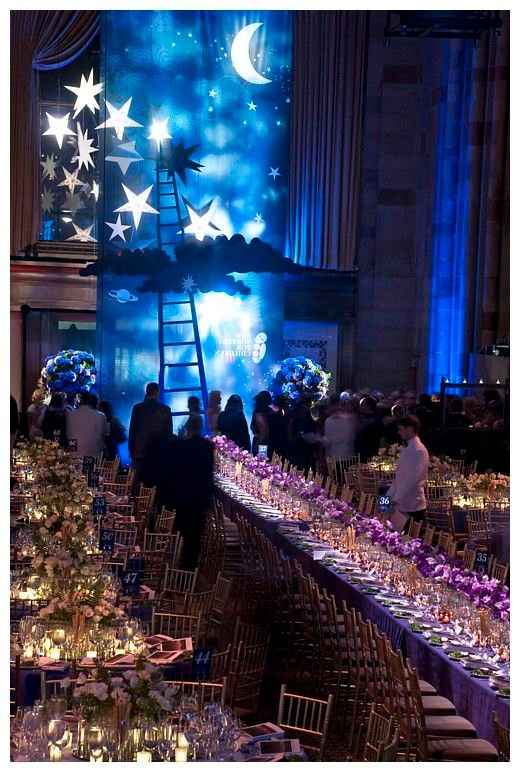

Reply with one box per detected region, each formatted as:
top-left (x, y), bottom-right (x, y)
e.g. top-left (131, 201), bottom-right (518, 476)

top-left (216, 486), bottom-right (509, 745)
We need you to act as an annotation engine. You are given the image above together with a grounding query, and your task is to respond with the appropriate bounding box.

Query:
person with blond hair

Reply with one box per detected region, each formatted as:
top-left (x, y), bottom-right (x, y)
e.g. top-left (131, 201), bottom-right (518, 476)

top-left (26, 388), bottom-right (47, 439)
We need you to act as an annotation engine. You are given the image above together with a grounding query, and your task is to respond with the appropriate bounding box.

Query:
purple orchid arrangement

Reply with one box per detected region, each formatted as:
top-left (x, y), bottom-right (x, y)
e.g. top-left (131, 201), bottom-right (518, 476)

top-left (213, 435), bottom-right (509, 620)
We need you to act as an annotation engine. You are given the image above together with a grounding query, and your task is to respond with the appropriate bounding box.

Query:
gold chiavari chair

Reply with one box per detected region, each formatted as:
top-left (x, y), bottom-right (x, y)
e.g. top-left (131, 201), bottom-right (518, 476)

top-left (229, 617), bottom-right (270, 666)
top-left (426, 482), bottom-right (451, 501)
top-left (492, 711), bottom-right (510, 761)
top-left (340, 486), bottom-right (355, 504)
top-left (95, 456), bottom-right (120, 483)
top-left (377, 728), bottom-right (401, 761)
top-left (155, 507), bottom-right (176, 534)
top-left (466, 509), bottom-right (492, 547)
top-left (209, 574), bottom-right (233, 635)
top-left (162, 566), bottom-right (199, 596)
top-left (134, 485), bottom-right (156, 522)
top-left (151, 610), bottom-right (201, 642)
top-left (229, 638), bottom-right (270, 715)
top-left (405, 662), bottom-right (498, 761)
top-left (426, 498), bottom-right (453, 533)
top-left (359, 704), bottom-right (397, 762)
top-left (357, 466), bottom-right (380, 496)
top-left (436, 531), bottom-right (456, 558)
top-left (112, 526), bottom-right (138, 551)
top-left (163, 679), bottom-right (227, 708)
top-left (407, 518), bottom-right (422, 539)
top-left (40, 674), bottom-right (78, 703)
top-left (358, 493), bottom-right (377, 517)
top-left (422, 524), bottom-right (436, 546)
top-left (461, 544), bottom-right (476, 571)
top-left (10, 656), bottom-right (20, 717)
top-left (276, 684), bottom-right (334, 761)
top-left (488, 503), bottom-right (509, 531)
top-left (331, 454), bottom-right (361, 487)
top-left (489, 558), bottom-right (509, 583)
top-left (209, 644), bottom-right (232, 683)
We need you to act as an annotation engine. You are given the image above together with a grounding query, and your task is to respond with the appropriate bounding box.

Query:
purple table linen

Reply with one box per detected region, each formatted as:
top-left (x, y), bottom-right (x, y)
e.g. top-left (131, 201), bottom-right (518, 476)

top-left (217, 487), bottom-right (509, 745)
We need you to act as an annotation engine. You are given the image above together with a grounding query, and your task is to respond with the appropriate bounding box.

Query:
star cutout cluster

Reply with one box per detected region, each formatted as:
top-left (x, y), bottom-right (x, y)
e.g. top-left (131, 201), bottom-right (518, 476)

top-left (40, 10), bottom-right (292, 251)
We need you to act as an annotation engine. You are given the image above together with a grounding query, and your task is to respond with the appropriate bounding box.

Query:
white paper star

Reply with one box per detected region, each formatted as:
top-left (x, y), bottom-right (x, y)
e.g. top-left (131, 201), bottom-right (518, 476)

top-left (61, 191), bottom-right (85, 215)
top-left (115, 184), bottom-right (159, 229)
top-left (58, 166), bottom-right (84, 194)
top-left (41, 187), bottom-right (54, 214)
top-left (208, 89), bottom-right (217, 98)
top-left (268, 167), bottom-right (281, 180)
top-left (254, 212), bottom-right (264, 223)
top-left (185, 203), bottom-right (221, 241)
top-left (42, 112), bottom-right (75, 149)
top-left (182, 274), bottom-right (197, 293)
top-left (247, 100), bottom-right (257, 111)
top-left (40, 155), bottom-right (58, 181)
top-left (105, 141), bottom-right (143, 175)
top-left (72, 123), bottom-right (98, 172)
top-left (105, 214), bottom-right (131, 242)
top-left (65, 69), bottom-right (103, 118)
top-left (91, 181), bottom-right (100, 202)
top-left (96, 98), bottom-right (143, 141)
top-left (66, 223), bottom-right (96, 243)
top-left (148, 117), bottom-right (172, 150)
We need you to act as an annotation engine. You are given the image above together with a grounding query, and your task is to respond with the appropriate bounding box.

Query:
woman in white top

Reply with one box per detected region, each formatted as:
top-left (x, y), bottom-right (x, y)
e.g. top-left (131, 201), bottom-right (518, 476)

top-left (323, 397), bottom-right (359, 458)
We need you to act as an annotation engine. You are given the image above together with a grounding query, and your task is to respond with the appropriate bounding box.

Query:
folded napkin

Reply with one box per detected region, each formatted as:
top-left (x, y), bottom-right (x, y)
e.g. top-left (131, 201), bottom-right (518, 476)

top-left (144, 635), bottom-right (193, 653)
top-left (37, 657), bottom-right (65, 669)
top-left (105, 653), bottom-right (136, 667)
top-left (78, 657), bottom-right (96, 667)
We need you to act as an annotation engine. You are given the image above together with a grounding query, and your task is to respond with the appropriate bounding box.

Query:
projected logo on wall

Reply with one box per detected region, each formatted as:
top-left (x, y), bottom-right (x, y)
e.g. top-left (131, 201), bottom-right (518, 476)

top-left (89, 10), bottom-right (293, 443)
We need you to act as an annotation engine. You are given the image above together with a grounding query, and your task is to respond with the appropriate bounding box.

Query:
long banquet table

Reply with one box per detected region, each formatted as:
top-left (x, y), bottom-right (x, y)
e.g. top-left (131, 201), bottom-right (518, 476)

top-left (216, 480), bottom-right (509, 745)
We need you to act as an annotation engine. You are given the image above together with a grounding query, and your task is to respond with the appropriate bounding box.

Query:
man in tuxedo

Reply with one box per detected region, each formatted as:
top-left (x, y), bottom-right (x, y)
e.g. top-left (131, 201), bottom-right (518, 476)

top-left (128, 382), bottom-right (173, 491)
top-left (170, 415), bottom-right (214, 570)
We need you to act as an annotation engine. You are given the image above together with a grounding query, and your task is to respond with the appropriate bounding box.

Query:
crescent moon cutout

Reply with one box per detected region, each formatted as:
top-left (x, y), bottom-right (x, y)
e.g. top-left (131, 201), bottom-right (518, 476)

top-left (230, 23), bottom-right (272, 85)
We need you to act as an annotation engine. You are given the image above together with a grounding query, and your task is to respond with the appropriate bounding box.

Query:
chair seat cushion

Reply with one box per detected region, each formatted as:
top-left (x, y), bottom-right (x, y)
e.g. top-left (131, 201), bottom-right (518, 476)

top-left (425, 715), bottom-right (478, 738)
top-left (421, 695), bottom-right (457, 716)
top-left (419, 679), bottom-right (437, 696)
top-left (428, 738), bottom-right (499, 761)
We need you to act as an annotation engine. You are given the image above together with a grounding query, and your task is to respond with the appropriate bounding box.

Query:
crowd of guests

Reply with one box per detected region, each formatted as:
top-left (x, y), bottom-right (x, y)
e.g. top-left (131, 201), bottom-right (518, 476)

top-left (11, 381), bottom-right (507, 569)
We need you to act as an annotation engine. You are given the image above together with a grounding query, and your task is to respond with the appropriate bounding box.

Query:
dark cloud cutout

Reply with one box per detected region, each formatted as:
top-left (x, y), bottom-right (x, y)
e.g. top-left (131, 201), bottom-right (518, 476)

top-left (80, 234), bottom-right (306, 296)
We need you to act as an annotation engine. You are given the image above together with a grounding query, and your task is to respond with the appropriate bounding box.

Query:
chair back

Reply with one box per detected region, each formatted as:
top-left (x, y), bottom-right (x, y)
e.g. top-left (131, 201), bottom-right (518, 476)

top-left (361, 704), bottom-right (396, 762)
top-left (151, 610), bottom-right (201, 641)
top-left (493, 710), bottom-right (510, 761)
top-left (490, 559), bottom-right (509, 583)
top-left (162, 566), bottom-right (199, 595)
top-left (462, 544), bottom-right (476, 570)
top-left (209, 644), bottom-right (232, 682)
top-left (156, 507), bottom-right (176, 534)
top-left (407, 519), bottom-right (422, 539)
top-left (426, 498), bottom-right (453, 532)
top-left (163, 678), bottom-right (227, 709)
top-left (276, 684), bottom-right (334, 761)
top-left (422, 524), bottom-right (436, 546)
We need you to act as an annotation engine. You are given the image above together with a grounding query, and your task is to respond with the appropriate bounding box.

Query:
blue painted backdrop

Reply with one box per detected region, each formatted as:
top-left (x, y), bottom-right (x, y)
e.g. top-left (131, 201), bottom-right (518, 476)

top-left (97, 10), bottom-right (292, 449)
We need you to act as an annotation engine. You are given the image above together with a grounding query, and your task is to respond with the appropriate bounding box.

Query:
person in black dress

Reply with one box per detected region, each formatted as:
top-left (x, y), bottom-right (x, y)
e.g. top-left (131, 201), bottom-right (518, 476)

top-left (217, 394), bottom-right (251, 451)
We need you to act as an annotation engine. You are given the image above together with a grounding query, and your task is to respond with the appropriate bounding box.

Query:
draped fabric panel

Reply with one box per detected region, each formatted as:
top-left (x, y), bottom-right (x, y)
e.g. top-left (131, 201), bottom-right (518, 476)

top-left (10, 11), bottom-right (99, 254)
top-left (288, 11), bottom-right (368, 270)
top-left (468, 13), bottom-right (509, 349)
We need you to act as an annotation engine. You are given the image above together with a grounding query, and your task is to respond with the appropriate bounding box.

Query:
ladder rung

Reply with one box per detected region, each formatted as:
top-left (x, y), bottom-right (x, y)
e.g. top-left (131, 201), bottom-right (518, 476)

top-left (163, 341), bottom-right (196, 346)
top-left (170, 410), bottom-right (206, 416)
top-left (163, 362), bottom-right (199, 368)
top-left (158, 205), bottom-right (178, 211)
top-left (162, 301), bottom-right (191, 306)
top-left (164, 386), bottom-right (202, 393)
top-left (162, 320), bottom-right (194, 325)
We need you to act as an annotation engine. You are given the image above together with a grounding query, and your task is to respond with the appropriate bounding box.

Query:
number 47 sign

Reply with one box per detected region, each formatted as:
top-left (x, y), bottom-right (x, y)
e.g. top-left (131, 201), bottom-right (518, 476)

top-left (122, 570), bottom-right (141, 595)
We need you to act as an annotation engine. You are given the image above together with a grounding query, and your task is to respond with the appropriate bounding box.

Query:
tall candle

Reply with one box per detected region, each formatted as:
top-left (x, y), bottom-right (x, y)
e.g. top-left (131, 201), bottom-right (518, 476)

top-left (49, 647), bottom-right (61, 660)
top-left (175, 748), bottom-right (188, 762)
top-left (49, 746), bottom-right (62, 762)
top-left (176, 733), bottom-right (188, 749)
top-left (136, 750), bottom-right (152, 763)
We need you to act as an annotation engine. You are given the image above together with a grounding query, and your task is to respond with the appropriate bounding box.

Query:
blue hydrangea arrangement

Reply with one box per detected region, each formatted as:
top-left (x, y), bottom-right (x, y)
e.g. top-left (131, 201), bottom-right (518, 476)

top-left (270, 356), bottom-right (331, 402)
top-left (41, 350), bottom-right (97, 395)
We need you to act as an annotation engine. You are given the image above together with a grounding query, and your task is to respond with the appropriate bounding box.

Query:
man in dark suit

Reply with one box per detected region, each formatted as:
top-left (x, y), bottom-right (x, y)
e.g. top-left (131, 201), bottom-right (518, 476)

top-left (169, 415), bottom-right (214, 570)
top-left (128, 382), bottom-right (173, 491)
